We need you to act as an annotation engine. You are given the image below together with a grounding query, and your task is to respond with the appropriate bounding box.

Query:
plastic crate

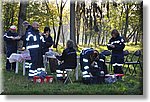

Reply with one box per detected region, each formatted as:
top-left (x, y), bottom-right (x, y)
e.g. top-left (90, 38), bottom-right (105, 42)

top-left (33, 75), bottom-right (53, 83)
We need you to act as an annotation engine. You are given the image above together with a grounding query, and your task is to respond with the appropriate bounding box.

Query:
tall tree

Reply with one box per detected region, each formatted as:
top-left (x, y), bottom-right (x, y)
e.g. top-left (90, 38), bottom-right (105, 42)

top-left (17, 1), bottom-right (28, 47)
top-left (70, 1), bottom-right (76, 47)
top-left (55, 0), bottom-right (67, 49)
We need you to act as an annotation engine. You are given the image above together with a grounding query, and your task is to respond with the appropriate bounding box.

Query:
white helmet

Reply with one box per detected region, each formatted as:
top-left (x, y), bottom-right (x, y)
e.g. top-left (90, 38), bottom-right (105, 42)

top-left (10, 25), bottom-right (17, 30)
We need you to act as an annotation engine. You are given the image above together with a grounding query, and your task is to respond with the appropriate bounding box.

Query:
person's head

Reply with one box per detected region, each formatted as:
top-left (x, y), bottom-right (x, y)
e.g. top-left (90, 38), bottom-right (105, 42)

top-left (44, 26), bottom-right (51, 36)
top-left (90, 50), bottom-right (99, 61)
top-left (22, 21), bottom-right (30, 28)
top-left (9, 25), bottom-right (17, 33)
top-left (32, 21), bottom-right (39, 30)
top-left (111, 29), bottom-right (120, 38)
top-left (66, 40), bottom-right (74, 49)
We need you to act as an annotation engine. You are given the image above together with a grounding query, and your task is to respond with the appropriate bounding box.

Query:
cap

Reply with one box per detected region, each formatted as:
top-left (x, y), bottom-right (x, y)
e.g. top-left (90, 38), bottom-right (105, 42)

top-left (10, 25), bottom-right (17, 30)
top-left (22, 21), bottom-right (29, 26)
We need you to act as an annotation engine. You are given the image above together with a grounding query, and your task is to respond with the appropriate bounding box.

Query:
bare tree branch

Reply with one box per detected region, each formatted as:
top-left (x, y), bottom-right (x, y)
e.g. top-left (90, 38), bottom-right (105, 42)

top-left (62, 0), bottom-right (67, 9)
top-left (56, 0), bottom-right (60, 13)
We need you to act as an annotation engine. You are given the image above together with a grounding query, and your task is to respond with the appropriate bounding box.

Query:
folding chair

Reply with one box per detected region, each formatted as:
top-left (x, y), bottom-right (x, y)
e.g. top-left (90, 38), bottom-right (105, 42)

top-left (101, 50), bottom-right (112, 72)
top-left (124, 50), bottom-right (143, 75)
top-left (123, 50), bottom-right (130, 73)
top-left (63, 69), bottom-right (73, 84)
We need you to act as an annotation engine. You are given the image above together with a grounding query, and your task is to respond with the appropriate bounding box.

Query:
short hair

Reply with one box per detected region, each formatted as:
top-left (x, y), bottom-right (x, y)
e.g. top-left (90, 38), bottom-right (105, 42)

top-left (66, 40), bottom-right (74, 48)
top-left (111, 29), bottom-right (120, 36)
top-left (32, 21), bottom-right (39, 27)
top-left (44, 27), bottom-right (51, 33)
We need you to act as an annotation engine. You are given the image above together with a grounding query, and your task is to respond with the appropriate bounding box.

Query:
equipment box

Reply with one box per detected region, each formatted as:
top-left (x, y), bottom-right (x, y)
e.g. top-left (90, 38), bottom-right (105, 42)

top-left (33, 75), bottom-right (53, 83)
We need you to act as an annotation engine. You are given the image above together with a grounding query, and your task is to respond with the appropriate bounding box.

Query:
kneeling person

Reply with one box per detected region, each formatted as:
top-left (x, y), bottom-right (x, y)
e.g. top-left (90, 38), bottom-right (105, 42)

top-left (80, 48), bottom-right (107, 84)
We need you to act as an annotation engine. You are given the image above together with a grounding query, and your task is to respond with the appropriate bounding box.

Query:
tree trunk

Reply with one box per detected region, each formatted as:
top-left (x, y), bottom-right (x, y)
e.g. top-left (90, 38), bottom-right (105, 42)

top-left (124, 4), bottom-right (129, 39)
top-left (17, 2), bottom-right (28, 48)
top-left (62, 24), bottom-right (65, 46)
top-left (82, 18), bottom-right (85, 45)
top-left (76, 2), bottom-right (81, 45)
top-left (97, 25), bottom-right (102, 45)
top-left (70, 1), bottom-right (76, 47)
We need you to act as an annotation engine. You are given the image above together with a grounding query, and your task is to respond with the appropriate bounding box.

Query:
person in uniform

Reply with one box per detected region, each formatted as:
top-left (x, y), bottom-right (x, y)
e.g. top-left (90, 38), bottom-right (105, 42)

top-left (21, 21), bottom-right (32, 70)
top-left (80, 48), bottom-right (107, 84)
top-left (56, 40), bottom-right (77, 80)
top-left (3, 25), bottom-right (21, 72)
top-left (107, 29), bottom-right (125, 74)
top-left (26, 22), bottom-right (45, 80)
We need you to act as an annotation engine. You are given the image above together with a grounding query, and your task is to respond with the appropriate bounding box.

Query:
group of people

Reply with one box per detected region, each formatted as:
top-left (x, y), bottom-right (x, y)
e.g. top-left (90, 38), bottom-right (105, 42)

top-left (3, 21), bottom-right (54, 79)
top-left (3, 21), bottom-right (125, 83)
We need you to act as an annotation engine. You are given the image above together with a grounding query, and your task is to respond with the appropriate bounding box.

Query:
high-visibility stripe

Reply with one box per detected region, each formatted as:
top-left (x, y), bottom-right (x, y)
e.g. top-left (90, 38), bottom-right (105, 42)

top-left (37, 68), bottom-right (45, 72)
top-left (3, 35), bottom-right (13, 39)
top-left (56, 74), bottom-right (67, 77)
top-left (99, 59), bottom-right (104, 62)
top-left (40, 68), bottom-right (45, 71)
top-left (121, 39), bottom-right (124, 42)
top-left (82, 71), bottom-right (88, 75)
top-left (25, 66), bottom-right (31, 68)
top-left (56, 70), bottom-right (66, 73)
top-left (112, 63), bottom-right (123, 66)
top-left (84, 66), bottom-right (89, 70)
top-left (28, 73), bottom-right (35, 77)
top-left (29, 70), bottom-right (35, 73)
top-left (83, 75), bottom-right (91, 78)
top-left (26, 34), bottom-right (33, 41)
top-left (28, 73), bottom-right (38, 77)
top-left (40, 36), bottom-right (45, 42)
top-left (111, 40), bottom-right (120, 44)
top-left (25, 62), bottom-right (30, 65)
top-left (26, 44), bottom-right (39, 49)
top-left (25, 62), bottom-right (32, 69)
top-left (25, 62), bottom-right (32, 65)
top-left (33, 36), bottom-right (37, 41)
top-left (94, 65), bottom-right (98, 68)
top-left (83, 58), bottom-right (88, 62)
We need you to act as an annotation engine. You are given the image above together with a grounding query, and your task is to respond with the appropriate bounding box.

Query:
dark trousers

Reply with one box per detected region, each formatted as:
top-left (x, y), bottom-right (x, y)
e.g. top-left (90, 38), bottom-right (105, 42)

top-left (29, 48), bottom-right (44, 70)
top-left (6, 48), bottom-right (17, 71)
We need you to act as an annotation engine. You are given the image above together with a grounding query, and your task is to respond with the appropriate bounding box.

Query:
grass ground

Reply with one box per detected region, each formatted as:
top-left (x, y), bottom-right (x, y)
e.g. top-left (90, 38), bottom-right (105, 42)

top-left (1, 45), bottom-right (143, 95)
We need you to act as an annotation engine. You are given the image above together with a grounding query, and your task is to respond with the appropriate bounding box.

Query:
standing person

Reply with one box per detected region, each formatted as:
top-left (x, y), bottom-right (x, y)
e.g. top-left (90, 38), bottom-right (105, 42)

top-left (42, 26), bottom-right (54, 55)
top-left (21, 21), bottom-right (32, 69)
top-left (21, 21), bottom-right (32, 49)
top-left (107, 29), bottom-right (125, 75)
top-left (41, 27), bottom-right (54, 72)
top-left (3, 25), bottom-right (21, 72)
top-left (26, 22), bottom-right (44, 80)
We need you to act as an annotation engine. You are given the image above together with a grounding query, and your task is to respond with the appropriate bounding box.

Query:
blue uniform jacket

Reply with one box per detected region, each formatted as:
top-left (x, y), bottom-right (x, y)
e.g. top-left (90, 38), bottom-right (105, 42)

top-left (3, 30), bottom-right (19, 51)
top-left (107, 35), bottom-right (125, 64)
top-left (26, 27), bottom-right (43, 50)
top-left (21, 25), bottom-right (32, 48)
top-left (56, 47), bottom-right (77, 68)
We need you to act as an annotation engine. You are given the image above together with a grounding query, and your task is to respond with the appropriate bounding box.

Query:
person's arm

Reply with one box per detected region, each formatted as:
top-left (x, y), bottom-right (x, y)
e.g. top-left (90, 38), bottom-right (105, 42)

top-left (13, 34), bottom-right (21, 41)
top-left (3, 32), bottom-right (14, 41)
top-left (56, 49), bottom-right (66, 61)
top-left (107, 39), bottom-right (114, 50)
